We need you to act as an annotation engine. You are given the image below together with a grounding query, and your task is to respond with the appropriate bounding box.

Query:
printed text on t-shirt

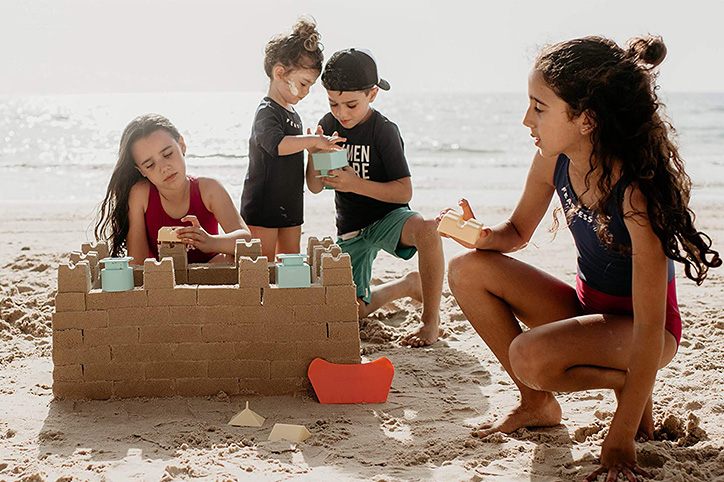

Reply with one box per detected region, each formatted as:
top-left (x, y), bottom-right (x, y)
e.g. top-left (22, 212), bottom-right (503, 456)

top-left (343, 144), bottom-right (370, 180)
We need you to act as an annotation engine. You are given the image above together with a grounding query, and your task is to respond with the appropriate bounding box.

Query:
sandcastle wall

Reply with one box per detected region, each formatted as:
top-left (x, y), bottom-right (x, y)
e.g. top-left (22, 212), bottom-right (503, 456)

top-left (52, 238), bottom-right (360, 400)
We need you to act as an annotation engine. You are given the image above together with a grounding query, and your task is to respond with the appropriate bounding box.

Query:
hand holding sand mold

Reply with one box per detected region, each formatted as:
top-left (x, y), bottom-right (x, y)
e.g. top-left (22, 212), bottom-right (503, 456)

top-left (436, 198), bottom-right (491, 249)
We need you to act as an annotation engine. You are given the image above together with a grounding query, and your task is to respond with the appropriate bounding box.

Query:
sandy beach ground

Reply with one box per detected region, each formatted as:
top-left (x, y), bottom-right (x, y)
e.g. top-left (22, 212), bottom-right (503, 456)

top-left (1, 179), bottom-right (723, 481)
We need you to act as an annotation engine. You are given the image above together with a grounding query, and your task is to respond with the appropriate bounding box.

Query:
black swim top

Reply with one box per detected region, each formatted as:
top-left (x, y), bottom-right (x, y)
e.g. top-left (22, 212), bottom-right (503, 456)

top-left (553, 154), bottom-right (674, 296)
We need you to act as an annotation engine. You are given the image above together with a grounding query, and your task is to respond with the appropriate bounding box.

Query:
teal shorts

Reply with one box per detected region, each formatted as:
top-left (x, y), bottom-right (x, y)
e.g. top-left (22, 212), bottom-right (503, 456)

top-left (337, 207), bottom-right (419, 304)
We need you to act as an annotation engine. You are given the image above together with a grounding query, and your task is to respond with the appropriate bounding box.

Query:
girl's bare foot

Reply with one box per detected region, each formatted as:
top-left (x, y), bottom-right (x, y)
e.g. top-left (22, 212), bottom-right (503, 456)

top-left (472, 392), bottom-right (562, 438)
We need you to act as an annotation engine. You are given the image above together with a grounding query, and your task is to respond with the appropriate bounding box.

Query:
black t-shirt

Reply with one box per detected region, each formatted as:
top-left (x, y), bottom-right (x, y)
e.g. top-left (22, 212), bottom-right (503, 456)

top-left (241, 97), bottom-right (304, 227)
top-left (318, 110), bottom-right (411, 235)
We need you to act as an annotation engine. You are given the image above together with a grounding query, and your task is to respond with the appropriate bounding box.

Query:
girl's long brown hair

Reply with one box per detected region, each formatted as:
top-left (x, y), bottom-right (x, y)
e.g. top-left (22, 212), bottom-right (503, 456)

top-left (94, 114), bottom-right (181, 257)
top-left (538, 35), bottom-right (720, 284)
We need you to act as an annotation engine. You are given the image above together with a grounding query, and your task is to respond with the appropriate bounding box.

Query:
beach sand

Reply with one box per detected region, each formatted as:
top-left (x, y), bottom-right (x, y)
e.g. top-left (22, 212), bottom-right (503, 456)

top-left (1, 191), bottom-right (723, 482)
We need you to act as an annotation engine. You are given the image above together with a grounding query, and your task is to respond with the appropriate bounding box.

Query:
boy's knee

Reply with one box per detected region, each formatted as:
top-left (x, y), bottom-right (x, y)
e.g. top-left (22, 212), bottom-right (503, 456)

top-left (404, 215), bottom-right (439, 245)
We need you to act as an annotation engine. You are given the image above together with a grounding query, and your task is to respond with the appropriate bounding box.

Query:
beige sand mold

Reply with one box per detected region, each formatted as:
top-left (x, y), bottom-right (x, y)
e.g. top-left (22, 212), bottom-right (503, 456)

top-left (157, 227), bottom-right (182, 243)
top-left (228, 401), bottom-right (266, 427)
top-left (267, 423), bottom-right (312, 442)
top-left (437, 211), bottom-right (484, 245)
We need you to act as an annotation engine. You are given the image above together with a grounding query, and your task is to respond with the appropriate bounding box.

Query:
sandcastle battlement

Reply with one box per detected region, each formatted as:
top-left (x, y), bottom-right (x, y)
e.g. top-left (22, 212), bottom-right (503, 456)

top-left (52, 237), bottom-right (360, 400)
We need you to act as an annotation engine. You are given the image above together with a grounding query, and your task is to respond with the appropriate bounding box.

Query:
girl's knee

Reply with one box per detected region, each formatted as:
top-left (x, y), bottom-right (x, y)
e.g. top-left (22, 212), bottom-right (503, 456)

top-left (447, 250), bottom-right (500, 292)
top-left (509, 332), bottom-right (555, 391)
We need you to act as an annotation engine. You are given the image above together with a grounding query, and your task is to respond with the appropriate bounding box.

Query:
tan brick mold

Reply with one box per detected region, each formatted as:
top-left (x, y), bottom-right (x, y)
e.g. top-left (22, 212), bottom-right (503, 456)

top-left (52, 237), bottom-right (360, 400)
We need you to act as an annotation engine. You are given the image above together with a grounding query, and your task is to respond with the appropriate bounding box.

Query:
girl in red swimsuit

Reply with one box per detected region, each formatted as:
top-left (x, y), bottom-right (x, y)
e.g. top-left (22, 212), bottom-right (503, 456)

top-left (95, 114), bottom-right (251, 264)
top-left (439, 36), bottom-right (721, 480)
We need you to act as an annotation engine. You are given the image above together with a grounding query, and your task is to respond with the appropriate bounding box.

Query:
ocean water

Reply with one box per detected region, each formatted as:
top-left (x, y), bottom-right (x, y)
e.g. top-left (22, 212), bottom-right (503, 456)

top-left (1, 91), bottom-right (723, 212)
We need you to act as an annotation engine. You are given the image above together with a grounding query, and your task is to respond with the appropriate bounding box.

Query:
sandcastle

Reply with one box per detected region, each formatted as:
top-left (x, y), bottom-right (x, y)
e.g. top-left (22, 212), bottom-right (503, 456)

top-left (52, 237), bottom-right (360, 400)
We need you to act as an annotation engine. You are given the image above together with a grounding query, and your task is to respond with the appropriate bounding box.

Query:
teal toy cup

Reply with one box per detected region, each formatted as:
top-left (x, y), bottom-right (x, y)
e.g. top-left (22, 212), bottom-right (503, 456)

top-left (99, 257), bottom-right (134, 292)
top-left (313, 150), bottom-right (348, 190)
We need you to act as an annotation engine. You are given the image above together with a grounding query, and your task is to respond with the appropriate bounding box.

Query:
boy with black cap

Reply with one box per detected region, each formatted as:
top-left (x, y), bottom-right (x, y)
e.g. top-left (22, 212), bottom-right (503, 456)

top-left (306, 48), bottom-right (443, 347)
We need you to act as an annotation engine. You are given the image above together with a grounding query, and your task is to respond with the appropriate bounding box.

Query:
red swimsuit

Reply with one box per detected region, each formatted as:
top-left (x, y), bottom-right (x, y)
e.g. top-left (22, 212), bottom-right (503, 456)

top-left (145, 176), bottom-right (219, 264)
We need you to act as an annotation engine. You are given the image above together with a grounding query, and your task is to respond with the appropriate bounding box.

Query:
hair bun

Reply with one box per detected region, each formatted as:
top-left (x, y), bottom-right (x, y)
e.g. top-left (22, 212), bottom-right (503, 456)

top-left (627, 35), bottom-right (667, 68)
top-left (293, 16), bottom-right (322, 52)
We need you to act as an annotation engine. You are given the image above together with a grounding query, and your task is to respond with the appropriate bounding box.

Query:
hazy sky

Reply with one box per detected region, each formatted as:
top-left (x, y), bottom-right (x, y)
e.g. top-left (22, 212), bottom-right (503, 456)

top-left (1, 0), bottom-right (722, 94)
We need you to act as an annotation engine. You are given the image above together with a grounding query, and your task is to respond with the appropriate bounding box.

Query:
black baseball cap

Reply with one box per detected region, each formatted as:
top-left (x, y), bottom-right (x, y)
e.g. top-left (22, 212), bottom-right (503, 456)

top-left (321, 48), bottom-right (391, 92)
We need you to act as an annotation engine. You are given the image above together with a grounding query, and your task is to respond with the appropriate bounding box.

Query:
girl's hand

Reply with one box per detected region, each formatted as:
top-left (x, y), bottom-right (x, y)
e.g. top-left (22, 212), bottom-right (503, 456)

top-left (176, 215), bottom-right (217, 253)
top-left (323, 166), bottom-right (361, 193)
top-left (307, 126), bottom-right (345, 153)
top-left (435, 199), bottom-right (493, 250)
top-left (584, 436), bottom-right (652, 482)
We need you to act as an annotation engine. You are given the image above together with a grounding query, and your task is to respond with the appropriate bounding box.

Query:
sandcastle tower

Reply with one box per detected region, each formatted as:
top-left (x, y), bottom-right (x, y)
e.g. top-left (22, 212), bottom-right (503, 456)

top-left (52, 237), bottom-right (360, 399)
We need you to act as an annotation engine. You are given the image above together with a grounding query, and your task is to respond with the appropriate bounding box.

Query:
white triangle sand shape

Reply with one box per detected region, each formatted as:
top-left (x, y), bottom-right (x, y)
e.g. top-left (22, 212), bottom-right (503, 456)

top-left (268, 423), bottom-right (312, 442)
top-left (228, 401), bottom-right (266, 427)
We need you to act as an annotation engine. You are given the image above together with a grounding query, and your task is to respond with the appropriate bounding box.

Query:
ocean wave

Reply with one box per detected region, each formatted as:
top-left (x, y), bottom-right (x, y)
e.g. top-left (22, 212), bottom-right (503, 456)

top-left (413, 145), bottom-right (505, 155)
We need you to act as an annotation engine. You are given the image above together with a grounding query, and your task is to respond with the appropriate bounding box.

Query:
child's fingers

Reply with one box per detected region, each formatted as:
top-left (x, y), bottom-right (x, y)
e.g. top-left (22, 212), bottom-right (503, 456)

top-left (458, 198), bottom-right (475, 221)
top-left (181, 215), bottom-right (200, 227)
top-left (316, 125), bottom-right (325, 135)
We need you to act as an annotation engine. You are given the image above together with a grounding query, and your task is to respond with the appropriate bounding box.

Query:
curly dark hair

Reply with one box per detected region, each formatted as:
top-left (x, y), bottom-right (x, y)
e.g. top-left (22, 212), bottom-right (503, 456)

top-left (263, 16), bottom-right (324, 77)
top-left (538, 35), bottom-right (720, 284)
top-left (94, 114), bottom-right (181, 257)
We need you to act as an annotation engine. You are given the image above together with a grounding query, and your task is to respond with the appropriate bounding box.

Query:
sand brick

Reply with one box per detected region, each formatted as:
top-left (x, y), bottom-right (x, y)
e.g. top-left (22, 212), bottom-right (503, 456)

top-left (145, 360), bottom-right (207, 379)
top-left (175, 342), bottom-right (235, 360)
top-left (84, 326), bottom-right (139, 346)
top-left (158, 242), bottom-right (187, 270)
top-left (193, 306), bottom-right (237, 325)
top-left (86, 288), bottom-right (148, 310)
top-left (81, 241), bottom-right (110, 260)
top-left (313, 245), bottom-right (343, 277)
top-left (321, 252), bottom-right (352, 269)
top-left (113, 379), bottom-right (175, 398)
top-left (53, 381), bottom-right (112, 400)
top-left (306, 236), bottom-right (335, 259)
top-left (295, 304), bottom-right (358, 323)
top-left (52, 310), bottom-right (108, 330)
top-left (53, 346), bottom-right (111, 365)
top-left (58, 261), bottom-right (91, 293)
top-left (53, 364), bottom-right (83, 381)
top-left (320, 268), bottom-right (354, 286)
top-left (175, 269), bottom-right (188, 284)
top-left (111, 343), bottom-right (177, 363)
top-left (232, 305), bottom-right (291, 325)
top-left (83, 362), bottom-right (145, 381)
top-left (237, 257), bottom-right (269, 288)
top-left (328, 322), bottom-right (361, 341)
top-left (133, 265), bottom-right (144, 287)
top-left (241, 377), bottom-right (304, 395)
top-left (271, 360), bottom-right (309, 378)
top-left (325, 285), bottom-right (358, 305)
top-left (233, 342), bottom-right (297, 361)
top-left (144, 272), bottom-right (175, 290)
top-left (197, 286), bottom-right (261, 306)
top-left (208, 360), bottom-right (270, 379)
top-left (107, 306), bottom-right (172, 326)
top-left (263, 286), bottom-right (325, 306)
top-left (144, 257), bottom-right (174, 272)
top-left (235, 239), bottom-right (263, 262)
top-left (175, 378), bottom-right (240, 396)
top-left (297, 340), bottom-right (361, 364)
top-left (188, 264), bottom-right (238, 285)
top-left (71, 251), bottom-right (100, 282)
top-left (54, 292), bottom-right (86, 312)
top-left (140, 325), bottom-right (202, 343)
top-left (53, 329), bottom-right (83, 349)
top-left (202, 324), bottom-right (262, 343)
top-left (147, 286), bottom-right (196, 306)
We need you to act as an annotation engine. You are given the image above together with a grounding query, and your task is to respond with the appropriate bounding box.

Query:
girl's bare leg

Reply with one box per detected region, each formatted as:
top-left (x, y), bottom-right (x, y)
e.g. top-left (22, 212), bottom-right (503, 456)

top-left (275, 225), bottom-right (302, 256)
top-left (448, 250), bottom-right (677, 437)
top-left (449, 249), bottom-right (582, 436)
top-left (248, 226), bottom-right (279, 262)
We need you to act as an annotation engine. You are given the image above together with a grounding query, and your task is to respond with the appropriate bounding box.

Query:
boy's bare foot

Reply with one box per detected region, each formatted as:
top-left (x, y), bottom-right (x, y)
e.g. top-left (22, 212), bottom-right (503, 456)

top-left (471, 392), bottom-right (562, 438)
top-left (400, 316), bottom-right (441, 347)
